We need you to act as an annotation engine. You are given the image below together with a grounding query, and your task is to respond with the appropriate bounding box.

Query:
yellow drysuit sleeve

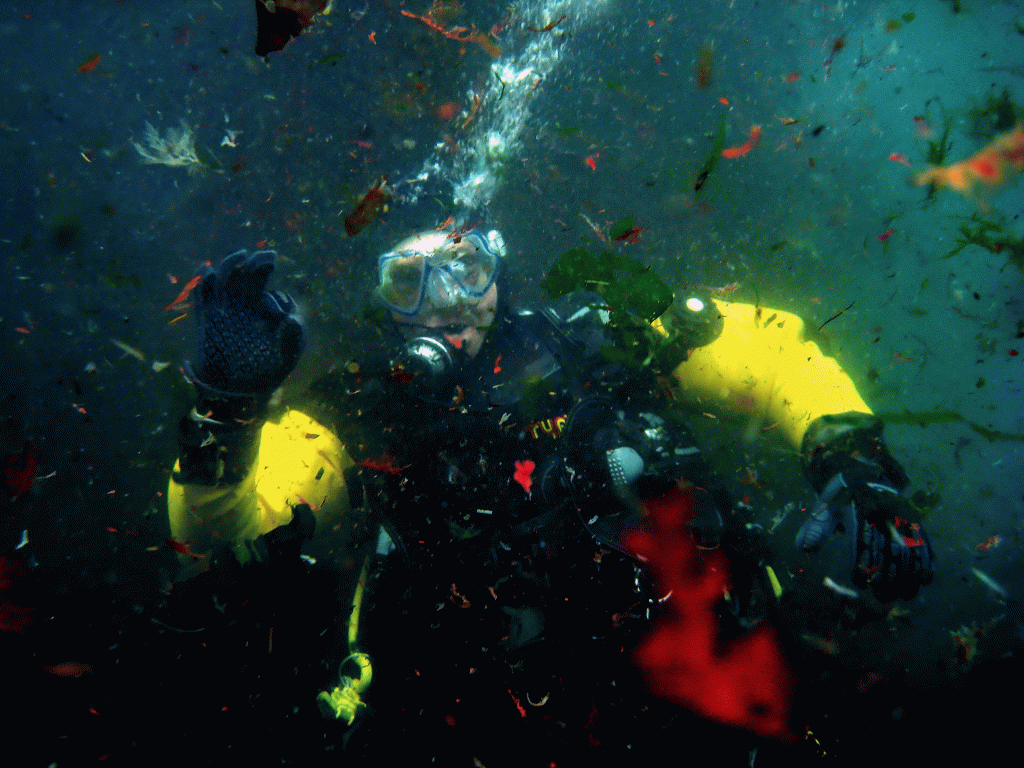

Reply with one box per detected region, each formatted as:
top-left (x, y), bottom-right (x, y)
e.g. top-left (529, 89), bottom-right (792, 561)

top-left (167, 409), bottom-right (358, 569)
top-left (168, 408), bottom-right (375, 722)
top-left (670, 300), bottom-right (871, 447)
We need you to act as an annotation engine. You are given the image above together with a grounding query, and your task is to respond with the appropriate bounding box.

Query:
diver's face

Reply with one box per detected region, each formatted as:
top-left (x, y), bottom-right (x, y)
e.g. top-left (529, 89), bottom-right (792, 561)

top-left (391, 283), bottom-right (498, 358)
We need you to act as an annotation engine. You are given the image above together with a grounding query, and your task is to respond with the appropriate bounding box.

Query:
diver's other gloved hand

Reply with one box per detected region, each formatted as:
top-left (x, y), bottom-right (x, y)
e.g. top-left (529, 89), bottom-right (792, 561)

top-left (798, 412), bottom-right (933, 600)
top-left (186, 249), bottom-right (304, 398)
top-left (176, 250), bottom-right (304, 486)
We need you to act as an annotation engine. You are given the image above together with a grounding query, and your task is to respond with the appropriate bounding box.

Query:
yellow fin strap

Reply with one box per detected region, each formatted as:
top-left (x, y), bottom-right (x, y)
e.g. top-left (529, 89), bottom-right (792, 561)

top-left (765, 565), bottom-right (783, 600)
top-left (317, 653), bottom-right (373, 724)
top-left (317, 555), bottom-right (373, 723)
top-left (348, 556), bottom-right (370, 648)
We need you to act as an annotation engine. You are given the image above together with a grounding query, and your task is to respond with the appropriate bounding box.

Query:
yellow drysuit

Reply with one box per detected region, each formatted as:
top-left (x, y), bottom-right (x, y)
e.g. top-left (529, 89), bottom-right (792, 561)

top-left (166, 299), bottom-right (870, 721)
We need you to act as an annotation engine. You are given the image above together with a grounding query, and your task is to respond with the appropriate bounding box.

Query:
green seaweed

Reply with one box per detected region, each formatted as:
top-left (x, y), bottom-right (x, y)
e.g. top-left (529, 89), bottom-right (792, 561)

top-left (310, 53), bottom-right (347, 70)
top-left (693, 116), bottom-right (726, 193)
top-left (924, 105), bottom-right (954, 167)
top-left (432, 196), bottom-right (456, 214)
top-left (967, 88), bottom-right (1021, 142)
top-left (542, 247), bottom-right (672, 324)
top-left (875, 410), bottom-right (1024, 442)
top-left (194, 144), bottom-right (222, 172)
top-left (543, 246), bottom-right (674, 369)
top-left (942, 214), bottom-right (1024, 271)
top-left (914, 102), bottom-right (952, 203)
top-left (102, 272), bottom-right (143, 289)
top-left (608, 216), bottom-right (635, 241)
top-left (941, 217), bottom-right (1002, 259)
top-left (493, 68), bottom-right (506, 101)
top-left (448, 519), bottom-right (481, 540)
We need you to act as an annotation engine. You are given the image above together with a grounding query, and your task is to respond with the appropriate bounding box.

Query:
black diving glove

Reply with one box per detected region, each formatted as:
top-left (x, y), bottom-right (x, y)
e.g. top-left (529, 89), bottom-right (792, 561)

top-left (176, 250), bottom-right (304, 486)
top-left (797, 412), bottom-right (933, 601)
top-left (186, 249), bottom-right (304, 398)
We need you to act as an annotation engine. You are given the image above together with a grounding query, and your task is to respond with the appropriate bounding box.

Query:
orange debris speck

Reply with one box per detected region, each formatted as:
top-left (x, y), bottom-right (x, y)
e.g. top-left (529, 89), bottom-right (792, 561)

top-left (912, 123), bottom-right (1024, 205)
top-left (722, 125), bottom-right (761, 159)
top-left (436, 101), bottom-right (459, 121)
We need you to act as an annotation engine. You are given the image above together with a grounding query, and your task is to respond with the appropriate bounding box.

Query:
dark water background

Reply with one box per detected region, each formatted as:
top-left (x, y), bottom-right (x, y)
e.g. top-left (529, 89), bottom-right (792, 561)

top-left (2, 0), bottom-right (1023, 764)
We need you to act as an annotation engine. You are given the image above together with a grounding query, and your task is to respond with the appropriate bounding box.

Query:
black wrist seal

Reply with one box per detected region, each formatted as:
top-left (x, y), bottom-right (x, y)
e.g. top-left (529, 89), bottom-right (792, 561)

top-left (174, 394), bottom-right (268, 486)
top-left (801, 411), bottom-right (909, 496)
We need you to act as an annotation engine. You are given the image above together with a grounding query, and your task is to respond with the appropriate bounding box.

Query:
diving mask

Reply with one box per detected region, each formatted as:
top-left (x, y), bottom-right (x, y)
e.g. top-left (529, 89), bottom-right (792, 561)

top-left (378, 229), bottom-right (504, 317)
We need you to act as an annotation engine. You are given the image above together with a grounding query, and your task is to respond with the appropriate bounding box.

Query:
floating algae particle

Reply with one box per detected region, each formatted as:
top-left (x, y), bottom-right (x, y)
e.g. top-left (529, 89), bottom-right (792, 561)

top-left (696, 39), bottom-right (715, 89)
top-left (909, 489), bottom-right (941, 518)
top-left (942, 214), bottom-right (1024, 272)
top-left (693, 116), bottom-right (726, 192)
top-left (876, 410), bottom-right (1024, 443)
top-left (133, 119), bottom-right (207, 171)
top-left (925, 108), bottom-right (954, 167)
top-left (967, 88), bottom-right (1021, 143)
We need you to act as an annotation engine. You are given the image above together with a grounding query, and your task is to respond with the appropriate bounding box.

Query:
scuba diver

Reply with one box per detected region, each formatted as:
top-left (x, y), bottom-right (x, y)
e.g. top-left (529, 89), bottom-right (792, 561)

top-left (164, 225), bottom-right (933, 740)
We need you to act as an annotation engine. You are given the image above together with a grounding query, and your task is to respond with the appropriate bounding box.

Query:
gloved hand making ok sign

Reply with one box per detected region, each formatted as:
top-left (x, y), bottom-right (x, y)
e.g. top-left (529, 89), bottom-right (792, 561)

top-left (186, 249), bottom-right (304, 398)
top-left (176, 249), bottom-right (304, 486)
